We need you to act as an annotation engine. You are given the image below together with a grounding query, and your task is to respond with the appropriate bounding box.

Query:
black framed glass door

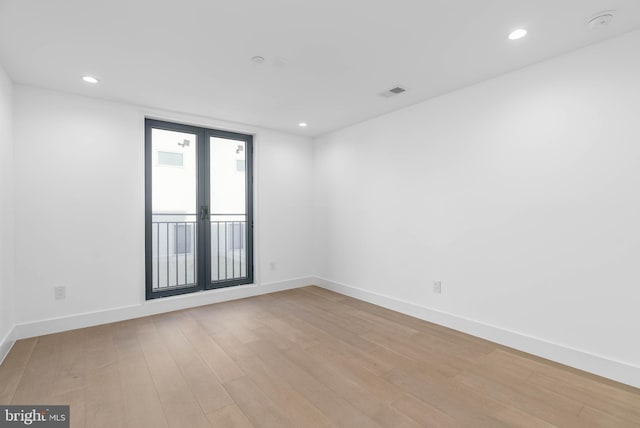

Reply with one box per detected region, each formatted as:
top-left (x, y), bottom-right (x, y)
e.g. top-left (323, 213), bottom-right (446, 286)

top-left (145, 119), bottom-right (253, 299)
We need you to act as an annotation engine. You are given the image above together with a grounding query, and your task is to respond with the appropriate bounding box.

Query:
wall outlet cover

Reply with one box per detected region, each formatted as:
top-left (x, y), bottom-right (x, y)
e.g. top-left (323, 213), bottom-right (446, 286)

top-left (433, 281), bottom-right (442, 294)
top-left (54, 286), bottom-right (66, 300)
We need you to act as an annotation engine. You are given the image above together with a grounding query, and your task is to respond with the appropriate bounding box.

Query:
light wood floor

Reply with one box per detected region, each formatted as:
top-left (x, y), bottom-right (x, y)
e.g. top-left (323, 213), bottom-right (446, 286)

top-left (1, 286), bottom-right (638, 428)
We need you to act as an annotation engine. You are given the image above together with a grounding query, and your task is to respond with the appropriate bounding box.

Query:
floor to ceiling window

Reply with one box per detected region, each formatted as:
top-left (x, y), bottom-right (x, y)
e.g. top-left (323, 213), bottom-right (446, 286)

top-left (145, 119), bottom-right (254, 299)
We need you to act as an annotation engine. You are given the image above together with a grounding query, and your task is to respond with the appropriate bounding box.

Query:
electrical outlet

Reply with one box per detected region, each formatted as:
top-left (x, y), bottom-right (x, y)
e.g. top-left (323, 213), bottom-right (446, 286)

top-left (433, 281), bottom-right (442, 294)
top-left (54, 286), bottom-right (66, 300)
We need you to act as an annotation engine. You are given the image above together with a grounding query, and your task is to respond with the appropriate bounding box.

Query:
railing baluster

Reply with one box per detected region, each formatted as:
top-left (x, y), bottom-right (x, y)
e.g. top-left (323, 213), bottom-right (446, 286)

top-left (224, 222), bottom-right (228, 280)
top-left (217, 222), bottom-right (220, 281)
top-left (184, 222), bottom-right (187, 285)
top-left (175, 223), bottom-right (179, 286)
top-left (193, 222), bottom-right (196, 285)
top-left (166, 223), bottom-right (170, 288)
top-left (156, 222), bottom-right (160, 289)
top-left (232, 221), bottom-right (235, 278)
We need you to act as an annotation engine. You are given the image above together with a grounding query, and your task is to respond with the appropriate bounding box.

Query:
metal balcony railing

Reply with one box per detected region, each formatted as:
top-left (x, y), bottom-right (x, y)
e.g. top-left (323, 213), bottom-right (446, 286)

top-left (211, 215), bottom-right (248, 283)
top-left (151, 213), bottom-right (247, 290)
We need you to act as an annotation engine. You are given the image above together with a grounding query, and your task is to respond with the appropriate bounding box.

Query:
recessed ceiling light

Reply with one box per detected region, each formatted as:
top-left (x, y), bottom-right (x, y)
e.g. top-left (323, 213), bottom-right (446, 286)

top-left (82, 75), bottom-right (99, 84)
top-left (298, 122), bottom-right (308, 127)
top-left (508, 29), bottom-right (528, 40)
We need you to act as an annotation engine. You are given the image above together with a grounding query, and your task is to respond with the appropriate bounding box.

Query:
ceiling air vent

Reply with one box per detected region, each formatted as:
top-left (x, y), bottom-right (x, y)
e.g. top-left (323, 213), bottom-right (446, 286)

top-left (379, 85), bottom-right (407, 98)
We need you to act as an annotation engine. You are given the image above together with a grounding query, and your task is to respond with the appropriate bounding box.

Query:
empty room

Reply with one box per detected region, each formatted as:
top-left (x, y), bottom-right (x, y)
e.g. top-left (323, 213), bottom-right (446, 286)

top-left (0, 0), bottom-right (639, 427)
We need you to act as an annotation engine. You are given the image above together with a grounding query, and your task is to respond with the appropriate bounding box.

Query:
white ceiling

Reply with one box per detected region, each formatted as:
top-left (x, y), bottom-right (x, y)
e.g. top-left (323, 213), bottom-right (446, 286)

top-left (1, 0), bottom-right (639, 136)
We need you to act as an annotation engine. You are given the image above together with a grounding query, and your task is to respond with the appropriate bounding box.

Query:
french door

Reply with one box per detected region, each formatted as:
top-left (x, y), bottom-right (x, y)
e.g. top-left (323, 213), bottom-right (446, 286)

top-left (145, 119), bottom-right (253, 299)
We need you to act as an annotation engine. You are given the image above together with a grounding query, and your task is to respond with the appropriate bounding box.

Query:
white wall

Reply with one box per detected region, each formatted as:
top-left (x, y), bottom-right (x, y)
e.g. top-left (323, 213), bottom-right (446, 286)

top-left (314, 31), bottom-right (640, 385)
top-left (12, 85), bottom-right (314, 327)
top-left (0, 63), bottom-right (14, 355)
top-left (7, 30), bottom-right (639, 387)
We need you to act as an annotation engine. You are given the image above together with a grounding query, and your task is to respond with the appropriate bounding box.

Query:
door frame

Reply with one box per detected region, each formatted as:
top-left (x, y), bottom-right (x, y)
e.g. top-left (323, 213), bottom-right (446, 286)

top-left (145, 119), bottom-right (254, 300)
top-left (204, 127), bottom-right (254, 290)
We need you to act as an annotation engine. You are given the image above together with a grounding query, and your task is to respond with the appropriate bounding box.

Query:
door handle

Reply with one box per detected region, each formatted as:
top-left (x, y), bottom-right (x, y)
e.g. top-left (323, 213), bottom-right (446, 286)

top-left (199, 205), bottom-right (209, 220)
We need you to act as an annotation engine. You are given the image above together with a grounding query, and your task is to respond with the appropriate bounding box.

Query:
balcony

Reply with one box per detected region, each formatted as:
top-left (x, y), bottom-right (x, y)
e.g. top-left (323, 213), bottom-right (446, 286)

top-left (151, 214), bottom-right (248, 291)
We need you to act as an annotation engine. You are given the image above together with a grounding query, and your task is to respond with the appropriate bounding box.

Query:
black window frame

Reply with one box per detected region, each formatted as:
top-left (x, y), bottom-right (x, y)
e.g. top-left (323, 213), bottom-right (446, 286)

top-left (145, 118), bottom-right (254, 300)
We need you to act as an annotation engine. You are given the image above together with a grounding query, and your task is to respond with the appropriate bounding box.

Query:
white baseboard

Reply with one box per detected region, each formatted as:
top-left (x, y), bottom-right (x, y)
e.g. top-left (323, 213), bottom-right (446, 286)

top-left (313, 276), bottom-right (640, 389)
top-left (13, 277), bottom-right (313, 340)
top-left (0, 326), bottom-right (15, 366)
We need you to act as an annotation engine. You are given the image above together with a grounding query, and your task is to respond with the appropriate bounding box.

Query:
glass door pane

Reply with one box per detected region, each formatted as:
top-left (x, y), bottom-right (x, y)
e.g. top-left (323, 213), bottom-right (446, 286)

top-left (146, 119), bottom-right (253, 299)
top-left (150, 127), bottom-right (199, 292)
top-left (209, 136), bottom-right (249, 283)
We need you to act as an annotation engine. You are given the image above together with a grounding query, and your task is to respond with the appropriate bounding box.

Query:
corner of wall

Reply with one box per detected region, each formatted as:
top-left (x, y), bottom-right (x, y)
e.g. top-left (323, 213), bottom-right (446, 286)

top-left (0, 62), bottom-right (16, 366)
top-left (0, 326), bottom-right (15, 366)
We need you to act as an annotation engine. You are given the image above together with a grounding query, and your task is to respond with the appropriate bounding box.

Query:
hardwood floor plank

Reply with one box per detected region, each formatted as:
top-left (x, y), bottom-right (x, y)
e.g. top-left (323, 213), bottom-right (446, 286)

top-left (234, 353), bottom-right (335, 428)
top-left (85, 363), bottom-right (127, 428)
top-left (579, 404), bottom-right (640, 428)
top-left (482, 348), bottom-right (640, 423)
top-left (283, 289), bottom-right (373, 335)
top-left (11, 334), bottom-right (62, 404)
top-left (453, 370), bottom-right (591, 427)
top-left (344, 307), bottom-right (420, 338)
top-left (296, 285), bottom-right (348, 302)
top-left (1, 286), bottom-right (638, 428)
top-left (52, 388), bottom-right (86, 428)
top-left (530, 371), bottom-right (640, 424)
top-left (223, 376), bottom-right (294, 428)
top-left (303, 343), bottom-right (405, 403)
top-left (85, 324), bottom-right (118, 371)
top-left (50, 329), bottom-right (87, 397)
top-left (206, 404), bottom-right (254, 428)
top-left (382, 365), bottom-right (510, 427)
top-left (152, 312), bottom-right (235, 415)
top-left (492, 406), bottom-right (558, 428)
top-left (246, 339), bottom-right (384, 428)
top-left (389, 394), bottom-right (459, 428)
top-left (137, 315), bottom-right (211, 428)
top-left (175, 310), bottom-right (245, 383)
top-left (0, 338), bottom-right (37, 404)
top-left (362, 330), bottom-right (469, 377)
top-left (268, 296), bottom-right (379, 352)
top-left (283, 344), bottom-right (423, 428)
top-left (337, 295), bottom-right (496, 352)
top-left (49, 329), bottom-right (88, 428)
top-left (112, 319), bottom-right (169, 428)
